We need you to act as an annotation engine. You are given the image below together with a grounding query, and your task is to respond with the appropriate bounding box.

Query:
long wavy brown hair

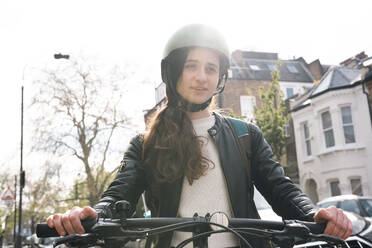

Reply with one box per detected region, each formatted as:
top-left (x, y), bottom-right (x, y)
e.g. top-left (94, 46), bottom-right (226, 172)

top-left (142, 48), bottom-right (221, 185)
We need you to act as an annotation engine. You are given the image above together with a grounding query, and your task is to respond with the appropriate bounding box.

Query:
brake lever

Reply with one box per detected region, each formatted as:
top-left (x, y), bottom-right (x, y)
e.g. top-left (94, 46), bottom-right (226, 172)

top-left (268, 223), bottom-right (309, 248)
top-left (279, 222), bottom-right (344, 245)
top-left (283, 220), bottom-right (344, 244)
top-left (53, 233), bottom-right (98, 247)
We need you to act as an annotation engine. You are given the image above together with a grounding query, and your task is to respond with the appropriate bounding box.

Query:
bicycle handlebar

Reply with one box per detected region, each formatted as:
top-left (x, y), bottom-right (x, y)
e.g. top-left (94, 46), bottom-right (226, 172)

top-left (36, 217), bottom-right (326, 238)
top-left (36, 216), bottom-right (343, 248)
top-left (36, 218), bottom-right (98, 238)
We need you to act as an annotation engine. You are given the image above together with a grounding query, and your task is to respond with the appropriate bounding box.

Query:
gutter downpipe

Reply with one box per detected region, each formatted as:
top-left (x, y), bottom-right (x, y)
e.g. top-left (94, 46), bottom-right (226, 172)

top-left (357, 56), bottom-right (372, 128)
top-left (362, 72), bottom-right (372, 128)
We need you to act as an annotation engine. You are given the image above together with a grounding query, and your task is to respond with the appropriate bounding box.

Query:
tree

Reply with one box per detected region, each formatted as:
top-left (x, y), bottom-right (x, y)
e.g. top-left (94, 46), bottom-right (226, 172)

top-left (64, 170), bottom-right (116, 210)
top-left (23, 161), bottom-right (66, 234)
top-left (0, 169), bottom-right (15, 243)
top-left (30, 57), bottom-right (139, 205)
top-left (254, 62), bottom-right (289, 161)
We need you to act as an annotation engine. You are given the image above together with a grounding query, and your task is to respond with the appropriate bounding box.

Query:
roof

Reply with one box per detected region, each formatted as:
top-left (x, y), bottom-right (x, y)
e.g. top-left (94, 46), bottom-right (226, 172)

top-left (290, 98), bottom-right (311, 113)
top-left (239, 51), bottom-right (278, 60)
top-left (230, 58), bottom-right (315, 82)
top-left (291, 66), bottom-right (363, 112)
top-left (310, 66), bottom-right (361, 98)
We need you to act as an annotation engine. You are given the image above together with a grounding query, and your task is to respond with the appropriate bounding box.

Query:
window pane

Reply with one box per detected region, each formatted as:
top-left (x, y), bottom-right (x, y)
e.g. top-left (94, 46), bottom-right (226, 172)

top-left (360, 199), bottom-right (372, 216)
top-left (249, 65), bottom-right (260, 70)
top-left (350, 179), bottom-right (363, 196)
top-left (240, 96), bottom-right (256, 121)
top-left (324, 130), bottom-right (335, 147)
top-left (285, 121), bottom-right (291, 137)
top-left (343, 126), bottom-right (356, 143)
top-left (306, 140), bottom-right (312, 156)
top-left (321, 111), bottom-right (332, 129)
top-left (155, 82), bottom-right (166, 104)
top-left (341, 106), bottom-right (353, 124)
top-left (268, 64), bottom-right (276, 71)
top-left (233, 68), bottom-right (245, 79)
top-left (304, 123), bottom-right (309, 139)
top-left (339, 200), bottom-right (360, 215)
top-left (286, 88), bottom-right (294, 98)
top-left (287, 65), bottom-right (298, 73)
top-left (330, 181), bottom-right (341, 196)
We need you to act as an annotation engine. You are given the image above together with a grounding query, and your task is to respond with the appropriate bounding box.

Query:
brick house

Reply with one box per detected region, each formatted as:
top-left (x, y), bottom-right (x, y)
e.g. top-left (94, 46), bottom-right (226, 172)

top-left (218, 51), bottom-right (321, 182)
top-left (220, 51), bottom-right (316, 120)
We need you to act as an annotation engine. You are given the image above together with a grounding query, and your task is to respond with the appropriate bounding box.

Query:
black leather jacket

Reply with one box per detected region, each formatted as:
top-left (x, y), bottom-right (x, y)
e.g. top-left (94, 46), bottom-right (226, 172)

top-left (94, 113), bottom-right (316, 247)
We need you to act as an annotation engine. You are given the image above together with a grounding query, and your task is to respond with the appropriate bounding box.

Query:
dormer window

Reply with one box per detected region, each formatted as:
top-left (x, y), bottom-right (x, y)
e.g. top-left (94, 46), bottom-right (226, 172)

top-left (287, 65), bottom-right (298, 73)
top-left (267, 64), bottom-right (276, 71)
top-left (249, 65), bottom-right (260, 70)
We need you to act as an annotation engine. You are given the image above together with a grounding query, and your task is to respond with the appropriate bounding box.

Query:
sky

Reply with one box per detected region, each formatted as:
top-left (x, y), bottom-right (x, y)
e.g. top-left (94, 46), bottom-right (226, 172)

top-left (0, 0), bottom-right (371, 183)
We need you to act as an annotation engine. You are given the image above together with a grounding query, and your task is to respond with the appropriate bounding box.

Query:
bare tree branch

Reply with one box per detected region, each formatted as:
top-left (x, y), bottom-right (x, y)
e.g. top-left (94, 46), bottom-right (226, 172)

top-left (30, 57), bottom-right (138, 205)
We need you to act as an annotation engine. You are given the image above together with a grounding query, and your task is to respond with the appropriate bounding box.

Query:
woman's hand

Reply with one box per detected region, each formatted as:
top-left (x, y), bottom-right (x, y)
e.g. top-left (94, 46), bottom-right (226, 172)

top-left (314, 206), bottom-right (353, 240)
top-left (46, 206), bottom-right (98, 236)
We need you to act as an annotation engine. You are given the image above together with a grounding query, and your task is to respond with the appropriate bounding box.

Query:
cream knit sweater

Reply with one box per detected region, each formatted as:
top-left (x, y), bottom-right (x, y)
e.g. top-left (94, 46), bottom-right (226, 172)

top-left (170, 115), bottom-right (239, 248)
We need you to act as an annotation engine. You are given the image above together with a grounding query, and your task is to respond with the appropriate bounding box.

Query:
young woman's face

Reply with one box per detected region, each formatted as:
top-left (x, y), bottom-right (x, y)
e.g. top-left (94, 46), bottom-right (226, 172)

top-left (176, 48), bottom-right (220, 105)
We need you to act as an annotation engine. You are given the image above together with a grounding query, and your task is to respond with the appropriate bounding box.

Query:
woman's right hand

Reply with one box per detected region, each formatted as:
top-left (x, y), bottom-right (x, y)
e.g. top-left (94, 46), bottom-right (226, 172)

top-left (46, 206), bottom-right (98, 236)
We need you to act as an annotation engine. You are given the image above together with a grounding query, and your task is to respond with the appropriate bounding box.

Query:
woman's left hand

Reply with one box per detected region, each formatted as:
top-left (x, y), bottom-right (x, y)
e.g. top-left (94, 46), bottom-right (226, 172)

top-left (314, 206), bottom-right (353, 240)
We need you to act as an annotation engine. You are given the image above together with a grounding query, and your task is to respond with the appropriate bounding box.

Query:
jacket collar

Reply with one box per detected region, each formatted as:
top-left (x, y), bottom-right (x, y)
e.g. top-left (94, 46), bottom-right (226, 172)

top-left (207, 112), bottom-right (224, 136)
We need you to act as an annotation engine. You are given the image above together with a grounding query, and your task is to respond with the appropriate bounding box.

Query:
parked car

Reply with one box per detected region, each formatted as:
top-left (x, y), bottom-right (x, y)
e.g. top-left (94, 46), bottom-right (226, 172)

top-left (316, 195), bottom-right (372, 219)
top-left (253, 189), bottom-right (372, 247)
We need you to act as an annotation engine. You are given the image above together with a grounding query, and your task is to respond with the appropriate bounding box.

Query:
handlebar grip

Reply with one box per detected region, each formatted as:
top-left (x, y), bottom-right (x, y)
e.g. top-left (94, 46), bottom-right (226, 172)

top-left (295, 220), bottom-right (327, 234)
top-left (36, 218), bottom-right (98, 238)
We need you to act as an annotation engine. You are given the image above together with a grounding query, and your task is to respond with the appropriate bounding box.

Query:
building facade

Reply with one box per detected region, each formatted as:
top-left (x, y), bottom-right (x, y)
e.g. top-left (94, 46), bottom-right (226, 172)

top-left (290, 66), bottom-right (372, 203)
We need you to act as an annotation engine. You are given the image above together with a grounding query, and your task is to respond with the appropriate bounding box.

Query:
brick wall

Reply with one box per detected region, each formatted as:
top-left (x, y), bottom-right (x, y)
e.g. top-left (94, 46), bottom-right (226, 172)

top-left (219, 79), bottom-right (272, 115)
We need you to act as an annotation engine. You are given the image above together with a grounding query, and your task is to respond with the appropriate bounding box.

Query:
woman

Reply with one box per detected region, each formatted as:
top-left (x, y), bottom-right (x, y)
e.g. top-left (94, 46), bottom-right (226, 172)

top-left (47, 24), bottom-right (352, 248)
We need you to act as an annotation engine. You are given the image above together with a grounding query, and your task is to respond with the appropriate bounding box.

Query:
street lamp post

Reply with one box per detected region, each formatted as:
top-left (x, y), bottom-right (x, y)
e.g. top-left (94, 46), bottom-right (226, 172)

top-left (15, 87), bottom-right (25, 248)
top-left (13, 175), bottom-right (17, 244)
top-left (54, 53), bottom-right (70, 60)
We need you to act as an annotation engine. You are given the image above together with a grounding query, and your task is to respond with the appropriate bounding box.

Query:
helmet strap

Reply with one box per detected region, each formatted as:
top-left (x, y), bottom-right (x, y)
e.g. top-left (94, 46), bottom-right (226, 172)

top-left (175, 96), bottom-right (213, 112)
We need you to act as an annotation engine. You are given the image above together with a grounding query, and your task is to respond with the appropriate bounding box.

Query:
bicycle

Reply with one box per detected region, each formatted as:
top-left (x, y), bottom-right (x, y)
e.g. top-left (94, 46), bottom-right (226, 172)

top-left (36, 200), bottom-right (345, 248)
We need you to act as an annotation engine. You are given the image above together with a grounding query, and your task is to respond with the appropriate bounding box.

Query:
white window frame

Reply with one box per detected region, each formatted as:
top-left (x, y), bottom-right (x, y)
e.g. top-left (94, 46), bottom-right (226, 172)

top-left (321, 110), bottom-right (335, 148)
top-left (249, 64), bottom-right (260, 70)
top-left (240, 95), bottom-right (256, 122)
top-left (286, 87), bottom-right (294, 99)
top-left (302, 122), bottom-right (312, 156)
top-left (284, 121), bottom-right (291, 137)
top-left (287, 65), bottom-right (298, 73)
top-left (267, 64), bottom-right (276, 71)
top-left (328, 179), bottom-right (341, 196)
top-left (155, 82), bottom-right (166, 104)
top-left (340, 105), bottom-right (356, 144)
top-left (349, 177), bottom-right (363, 196)
top-left (228, 69), bottom-right (233, 79)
